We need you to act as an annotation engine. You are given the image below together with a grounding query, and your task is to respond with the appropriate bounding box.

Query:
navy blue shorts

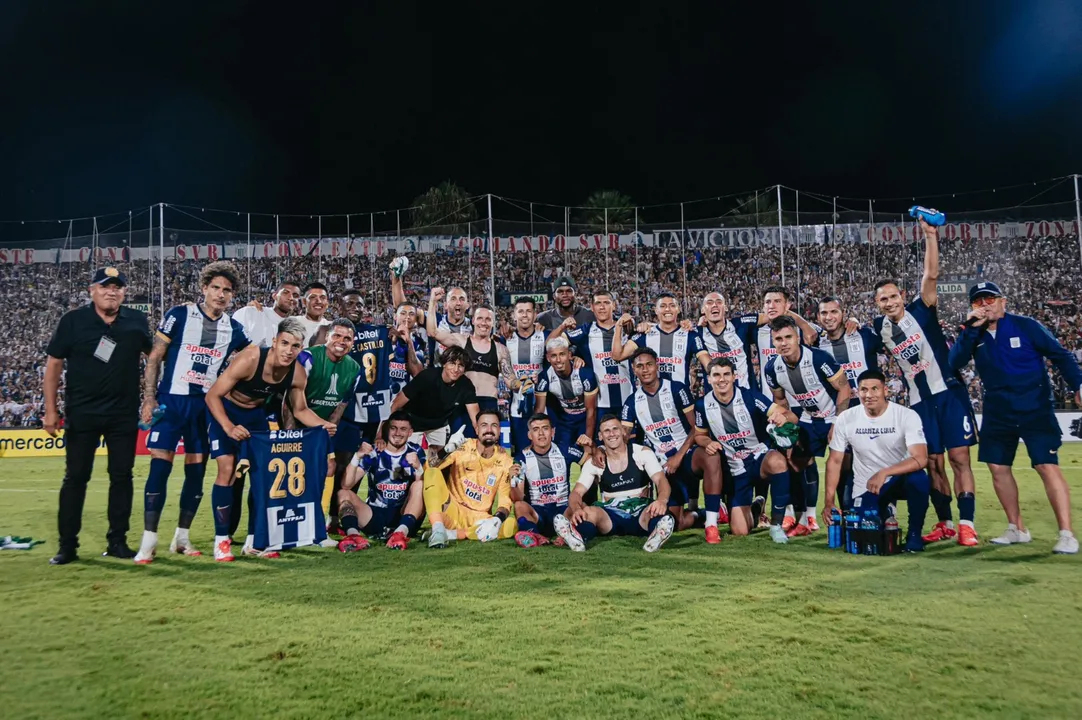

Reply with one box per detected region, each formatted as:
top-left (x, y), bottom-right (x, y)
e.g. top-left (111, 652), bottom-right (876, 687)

top-left (978, 411), bottom-right (1062, 467)
top-left (663, 446), bottom-right (699, 508)
top-left (795, 422), bottom-right (831, 458)
top-left (601, 506), bottom-right (648, 537)
top-left (334, 420), bottom-right (379, 456)
top-left (913, 385), bottom-right (978, 455)
top-left (552, 419), bottom-right (587, 455)
top-left (147, 393), bottom-right (209, 455)
top-left (510, 415), bottom-right (531, 455)
top-left (361, 504), bottom-right (402, 539)
top-left (531, 503), bottom-right (569, 537)
top-left (731, 454), bottom-right (765, 507)
top-left (209, 398), bottom-right (270, 459)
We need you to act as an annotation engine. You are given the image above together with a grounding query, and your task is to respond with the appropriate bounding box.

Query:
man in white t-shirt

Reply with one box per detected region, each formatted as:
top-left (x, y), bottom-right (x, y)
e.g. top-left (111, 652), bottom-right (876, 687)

top-left (823, 369), bottom-right (930, 553)
top-left (231, 280), bottom-right (300, 348)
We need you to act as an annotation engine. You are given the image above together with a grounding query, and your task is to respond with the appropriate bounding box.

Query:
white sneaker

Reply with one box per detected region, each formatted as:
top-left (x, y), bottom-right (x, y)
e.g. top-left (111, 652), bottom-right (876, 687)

top-left (989, 524), bottom-right (1032, 546)
top-left (643, 514), bottom-right (675, 553)
top-left (553, 514), bottom-right (585, 552)
top-left (1053, 531), bottom-right (1079, 555)
top-left (242, 545), bottom-right (280, 559)
top-left (170, 532), bottom-right (203, 557)
top-left (319, 537), bottom-right (338, 548)
top-left (769, 525), bottom-right (789, 544)
top-left (134, 531), bottom-right (157, 565)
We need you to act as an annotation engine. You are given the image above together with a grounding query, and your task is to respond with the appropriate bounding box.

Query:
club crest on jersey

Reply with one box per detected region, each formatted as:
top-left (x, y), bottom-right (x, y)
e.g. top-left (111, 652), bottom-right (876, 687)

top-left (735, 408), bottom-right (752, 426)
top-left (486, 473), bottom-right (497, 487)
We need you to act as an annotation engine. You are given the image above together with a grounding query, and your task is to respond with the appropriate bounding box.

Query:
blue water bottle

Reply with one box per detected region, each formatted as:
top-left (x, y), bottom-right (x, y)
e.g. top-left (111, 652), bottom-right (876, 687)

top-left (828, 508), bottom-right (843, 549)
top-left (863, 509), bottom-right (881, 555)
top-left (139, 403), bottom-right (166, 431)
top-left (909, 205), bottom-right (946, 227)
top-left (846, 509), bottom-right (860, 554)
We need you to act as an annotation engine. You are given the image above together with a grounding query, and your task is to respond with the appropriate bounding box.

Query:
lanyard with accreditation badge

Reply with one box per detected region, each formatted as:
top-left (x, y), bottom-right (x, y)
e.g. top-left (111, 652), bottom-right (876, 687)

top-left (94, 325), bottom-right (117, 363)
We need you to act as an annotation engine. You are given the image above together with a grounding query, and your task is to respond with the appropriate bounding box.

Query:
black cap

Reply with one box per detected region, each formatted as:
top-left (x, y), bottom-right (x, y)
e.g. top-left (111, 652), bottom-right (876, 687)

top-left (553, 276), bottom-right (576, 290)
top-left (969, 281), bottom-right (1003, 302)
top-left (91, 267), bottom-right (127, 287)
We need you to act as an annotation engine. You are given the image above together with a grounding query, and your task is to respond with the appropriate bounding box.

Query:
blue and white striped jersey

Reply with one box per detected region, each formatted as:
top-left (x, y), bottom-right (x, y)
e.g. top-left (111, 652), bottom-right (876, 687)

top-left (695, 388), bottom-right (772, 476)
top-left (632, 326), bottom-right (705, 387)
top-left (156, 303), bottom-right (250, 396)
top-left (817, 327), bottom-right (881, 403)
top-left (514, 444), bottom-right (584, 507)
top-left (351, 441), bottom-right (423, 511)
top-left (567, 321), bottom-right (633, 411)
top-left (764, 347), bottom-right (845, 424)
top-left (620, 380), bottom-right (695, 459)
top-left (505, 329), bottom-right (548, 418)
top-left (536, 366), bottom-right (598, 426)
top-left (874, 299), bottom-right (960, 406)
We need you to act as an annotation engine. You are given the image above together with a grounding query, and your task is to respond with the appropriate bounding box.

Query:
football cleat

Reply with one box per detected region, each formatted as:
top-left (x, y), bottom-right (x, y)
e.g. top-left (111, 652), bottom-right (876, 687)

top-left (214, 539), bottom-right (235, 563)
top-left (704, 525), bottom-right (722, 545)
top-left (990, 525), bottom-right (1032, 546)
top-left (242, 545), bottom-right (281, 559)
top-left (551, 536), bottom-right (566, 548)
top-left (337, 535), bottom-right (371, 553)
top-left (786, 523), bottom-right (812, 538)
top-left (134, 533), bottom-right (158, 565)
top-left (806, 517), bottom-right (820, 532)
top-left (427, 526), bottom-right (449, 549)
top-left (385, 531), bottom-right (409, 550)
top-left (170, 536), bottom-right (202, 557)
top-left (921, 521), bottom-right (957, 543)
top-left (769, 525), bottom-right (789, 544)
top-left (643, 514), bottom-right (675, 553)
top-left (1053, 531), bottom-right (1079, 555)
top-left (717, 505), bottom-right (730, 525)
top-left (957, 525), bottom-right (979, 547)
top-left (781, 515), bottom-right (797, 532)
top-left (552, 514), bottom-right (585, 552)
top-left (757, 513), bottom-right (772, 530)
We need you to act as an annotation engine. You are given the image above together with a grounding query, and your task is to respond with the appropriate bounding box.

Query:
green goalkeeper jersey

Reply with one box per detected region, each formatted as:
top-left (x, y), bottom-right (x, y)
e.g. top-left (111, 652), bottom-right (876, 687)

top-left (298, 345), bottom-right (361, 420)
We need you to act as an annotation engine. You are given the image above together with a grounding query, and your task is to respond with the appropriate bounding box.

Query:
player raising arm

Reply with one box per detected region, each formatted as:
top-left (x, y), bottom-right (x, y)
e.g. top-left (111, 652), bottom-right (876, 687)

top-left (204, 318), bottom-right (336, 562)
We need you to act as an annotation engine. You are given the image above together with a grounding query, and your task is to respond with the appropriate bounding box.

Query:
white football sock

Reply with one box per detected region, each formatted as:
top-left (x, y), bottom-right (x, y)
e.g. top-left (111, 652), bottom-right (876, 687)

top-left (705, 511), bottom-right (719, 528)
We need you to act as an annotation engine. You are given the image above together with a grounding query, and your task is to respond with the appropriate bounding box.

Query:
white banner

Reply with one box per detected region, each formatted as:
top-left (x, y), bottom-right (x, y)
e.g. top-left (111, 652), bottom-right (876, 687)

top-left (4, 219), bottom-right (1079, 264)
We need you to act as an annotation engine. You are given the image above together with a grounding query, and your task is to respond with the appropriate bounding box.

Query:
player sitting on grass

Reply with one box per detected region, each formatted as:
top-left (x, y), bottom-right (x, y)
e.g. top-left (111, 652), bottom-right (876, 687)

top-left (337, 411), bottom-right (424, 551)
top-left (423, 409), bottom-right (517, 547)
top-left (552, 414), bottom-right (676, 553)
top-left (510, 413), bottom-right (584, 548)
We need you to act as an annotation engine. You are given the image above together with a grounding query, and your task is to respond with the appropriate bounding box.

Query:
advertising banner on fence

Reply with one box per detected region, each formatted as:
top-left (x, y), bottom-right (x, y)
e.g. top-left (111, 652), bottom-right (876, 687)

top-left (5, 219), bottom-right (1081, 264)
top-left (0, 429), bottom-right (166, 458)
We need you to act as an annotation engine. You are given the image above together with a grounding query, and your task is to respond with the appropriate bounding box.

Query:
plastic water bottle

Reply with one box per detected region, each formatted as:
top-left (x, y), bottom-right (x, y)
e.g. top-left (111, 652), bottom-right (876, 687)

top-left (863, 509), bottom-right (881, 555)
top-left (845, 509), bottom-right (860, 554)
top-left (884, 514), bottom-right (900, 555)
top-left (139, 403), bottom-right (166, 431)
top-left (909, 205), bottom-right (946, 227)
top-left (828, 508), bottom-right (843, 549)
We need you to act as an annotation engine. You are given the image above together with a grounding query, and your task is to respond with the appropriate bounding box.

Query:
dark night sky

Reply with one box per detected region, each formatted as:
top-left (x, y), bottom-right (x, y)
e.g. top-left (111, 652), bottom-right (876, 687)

top-left (2, 0), bottom-right (1081, 222)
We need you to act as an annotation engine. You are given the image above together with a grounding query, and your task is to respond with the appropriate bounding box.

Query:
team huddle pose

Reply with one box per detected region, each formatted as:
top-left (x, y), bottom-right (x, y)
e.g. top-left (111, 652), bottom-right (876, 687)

top-left (128, 214), bottom-right (1082, 563)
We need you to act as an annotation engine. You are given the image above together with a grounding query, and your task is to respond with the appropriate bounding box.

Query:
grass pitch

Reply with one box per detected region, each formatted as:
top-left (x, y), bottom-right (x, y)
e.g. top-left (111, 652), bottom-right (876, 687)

top-left (2, 447), bottom-right (1082, 719)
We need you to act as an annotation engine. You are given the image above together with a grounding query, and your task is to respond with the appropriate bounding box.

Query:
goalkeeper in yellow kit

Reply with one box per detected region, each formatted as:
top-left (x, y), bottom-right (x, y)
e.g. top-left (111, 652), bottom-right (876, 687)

top-left (423, 410), bottom-right (517, 547)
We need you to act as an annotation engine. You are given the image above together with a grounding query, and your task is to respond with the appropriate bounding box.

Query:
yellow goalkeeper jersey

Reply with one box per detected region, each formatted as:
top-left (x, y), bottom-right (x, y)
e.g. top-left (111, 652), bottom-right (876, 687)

top-left (434, 439), bottom-right (513, 515)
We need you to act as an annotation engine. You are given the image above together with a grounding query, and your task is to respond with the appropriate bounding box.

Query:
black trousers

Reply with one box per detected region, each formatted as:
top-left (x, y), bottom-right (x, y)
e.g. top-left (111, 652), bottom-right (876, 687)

top-left (58, 415), bottom-right (138, 550)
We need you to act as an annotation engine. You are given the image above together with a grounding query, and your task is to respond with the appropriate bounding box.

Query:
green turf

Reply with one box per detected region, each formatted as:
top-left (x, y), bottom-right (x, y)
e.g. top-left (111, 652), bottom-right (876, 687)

top-left (3, 447), bottom-right (1082, 719)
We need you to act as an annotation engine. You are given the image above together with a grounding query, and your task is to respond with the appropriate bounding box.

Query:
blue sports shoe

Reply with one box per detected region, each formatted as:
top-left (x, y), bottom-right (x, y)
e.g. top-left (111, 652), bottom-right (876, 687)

top-left (908, 205), bottom-right (946, 227)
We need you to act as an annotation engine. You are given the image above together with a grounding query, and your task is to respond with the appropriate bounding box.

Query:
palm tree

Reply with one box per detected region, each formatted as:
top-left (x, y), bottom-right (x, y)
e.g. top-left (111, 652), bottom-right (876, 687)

top-left (409, 181), bottom-right (478, 234)
top-left (578, 190), bottom-right (640, 232)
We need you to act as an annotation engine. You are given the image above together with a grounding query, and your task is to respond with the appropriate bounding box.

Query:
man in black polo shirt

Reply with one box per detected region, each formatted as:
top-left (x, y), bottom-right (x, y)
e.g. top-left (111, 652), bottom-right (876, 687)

top-left (44, 267), bottom-right (153, 564)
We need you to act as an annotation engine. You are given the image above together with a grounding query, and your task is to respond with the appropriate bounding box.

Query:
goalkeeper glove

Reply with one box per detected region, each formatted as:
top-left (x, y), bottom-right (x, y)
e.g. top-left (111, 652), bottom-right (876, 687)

top-left (474, 517), bottom-right (502, 542)
top-left (443, 427), bottom-right (467, 455)
top-left (389, 256), bottom-right (410, 277)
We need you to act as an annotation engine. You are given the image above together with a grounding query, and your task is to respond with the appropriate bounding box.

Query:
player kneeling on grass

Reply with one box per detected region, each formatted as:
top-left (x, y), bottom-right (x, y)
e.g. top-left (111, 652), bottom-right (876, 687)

top-left (423, 409), bottom-right (517, 547)
top-left (694, 357), bottom-right (798, 543)
top-left (553, 415), bottom-right (676, 553)
top-left (510, 413), bottom-right (585, 548)
top-left (337, 411), bottom-right (424, 552)
top-left (822, 370), bottom-right (929, 553)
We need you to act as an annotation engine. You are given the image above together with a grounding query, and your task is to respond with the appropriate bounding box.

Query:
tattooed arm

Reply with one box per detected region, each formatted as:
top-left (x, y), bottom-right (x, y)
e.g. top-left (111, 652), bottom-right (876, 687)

top-left (497, 343), bottom-right (521, 391)
top-left (140, 335), bottom-right (169, 425)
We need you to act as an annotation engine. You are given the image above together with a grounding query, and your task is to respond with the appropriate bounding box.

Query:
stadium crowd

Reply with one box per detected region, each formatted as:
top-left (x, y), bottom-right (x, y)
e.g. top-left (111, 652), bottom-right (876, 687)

top-left (3, 231), bottom-right (1082, 428)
